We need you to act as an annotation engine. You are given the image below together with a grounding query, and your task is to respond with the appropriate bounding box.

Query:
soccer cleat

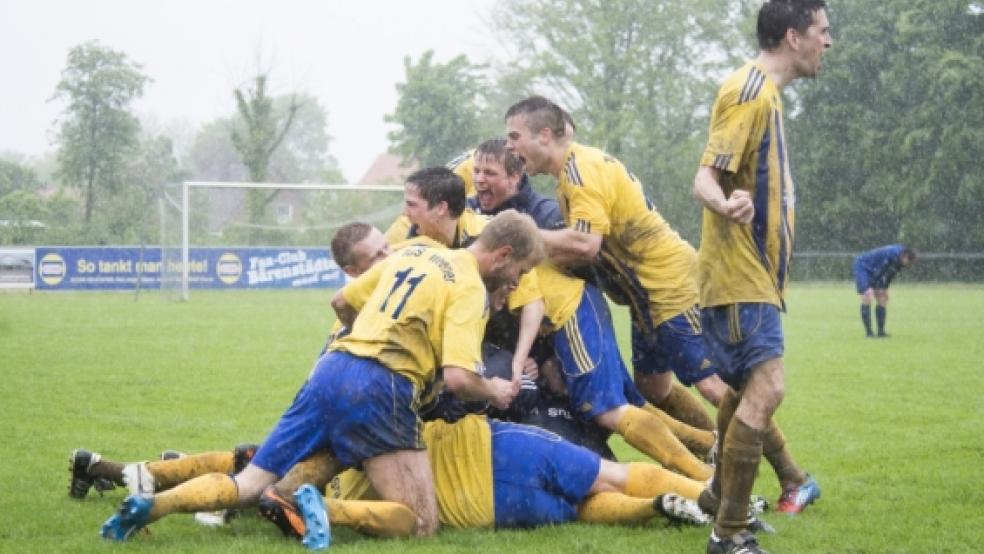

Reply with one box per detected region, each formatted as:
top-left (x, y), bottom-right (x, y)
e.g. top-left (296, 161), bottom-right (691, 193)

top-left (233, 443), bottom-right (259, 473)
top-left (706, 530), bottom-right (769, 554)
top-left (100, 494), bottom-right (153, 541)
top-left (258, 485), bottom-right (305, 540)
top-left (69, 449), bottom-right (115, 499)
top-left (295, 483), bottom-right (331, 551)
top-left (656, 493), bottom-right (711, 526)
top-left (159, 449), bottom-right (186, 460)
top-left (776, 474), bottom-right (820, 514)
top-left (122, 463), bottom-right (156, 495)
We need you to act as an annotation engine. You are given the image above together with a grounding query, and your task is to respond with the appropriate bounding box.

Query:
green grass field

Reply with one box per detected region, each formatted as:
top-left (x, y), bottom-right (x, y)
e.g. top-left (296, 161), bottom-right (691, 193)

top-left (1, 284), bottom-right (981, 553)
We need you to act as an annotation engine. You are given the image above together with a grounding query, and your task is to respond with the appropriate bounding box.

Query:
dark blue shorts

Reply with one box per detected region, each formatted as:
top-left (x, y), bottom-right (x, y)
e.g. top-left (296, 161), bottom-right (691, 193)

top-left (250, 351), bottom-right (423, 475)
top-left (491, 420), bottom-right (600, 528)
top-left (631, 306), bottom-right (718, 386)
top-left (700, 303), bottom-right (784, 390)
top-left (853, 259), bottom-right (891, 293)
top-left (553, 285), bottom-right (646, 421)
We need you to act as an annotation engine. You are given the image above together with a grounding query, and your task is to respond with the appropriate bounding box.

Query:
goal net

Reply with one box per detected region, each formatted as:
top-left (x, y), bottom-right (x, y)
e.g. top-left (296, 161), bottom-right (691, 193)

top-left (160, 181), bottom-right (404, 300)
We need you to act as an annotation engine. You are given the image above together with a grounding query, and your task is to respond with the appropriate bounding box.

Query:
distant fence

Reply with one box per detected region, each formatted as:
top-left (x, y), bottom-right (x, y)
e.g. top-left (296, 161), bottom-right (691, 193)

top-left (791, 252), bottom-right (984, 282)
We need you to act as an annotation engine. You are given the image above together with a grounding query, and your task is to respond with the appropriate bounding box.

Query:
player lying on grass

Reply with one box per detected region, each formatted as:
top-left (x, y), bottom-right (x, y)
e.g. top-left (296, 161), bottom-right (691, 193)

top-left (96, 206), bottom-right (544, 542)
top-left (72, 414), bottom-right (713, 542)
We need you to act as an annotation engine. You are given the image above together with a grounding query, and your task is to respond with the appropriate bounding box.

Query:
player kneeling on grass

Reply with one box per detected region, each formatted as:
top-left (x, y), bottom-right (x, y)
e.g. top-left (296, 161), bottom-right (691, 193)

top-left (97, 207), bottom-right (544, 543)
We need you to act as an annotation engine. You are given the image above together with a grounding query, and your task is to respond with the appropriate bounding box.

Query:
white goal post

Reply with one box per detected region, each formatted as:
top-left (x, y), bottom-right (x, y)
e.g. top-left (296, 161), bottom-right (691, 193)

top-left (176, 181), bottom-right (404, 301)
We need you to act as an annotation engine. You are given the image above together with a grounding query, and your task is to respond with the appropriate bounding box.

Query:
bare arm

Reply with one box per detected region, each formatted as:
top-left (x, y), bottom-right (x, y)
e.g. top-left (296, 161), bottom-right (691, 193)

top-left (540, 228), bottom-right (603, 267)
top-left (444, 366), bottom-right (519, 410)
top-left (330, 289), bottom-right (359, 330)
top-left (693, 165), bottom-right (754, 225)
top-left (512, 299), bottom-right (544, 380)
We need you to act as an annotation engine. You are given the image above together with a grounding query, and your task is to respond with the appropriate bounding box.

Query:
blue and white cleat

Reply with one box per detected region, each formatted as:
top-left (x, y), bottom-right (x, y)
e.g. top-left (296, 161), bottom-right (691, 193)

top-left (100, 494), bottom-right (154, 541)
top-left (776, 473), bottom-right (821, 514)
top-left (295, 483), bottom-right (330, 550)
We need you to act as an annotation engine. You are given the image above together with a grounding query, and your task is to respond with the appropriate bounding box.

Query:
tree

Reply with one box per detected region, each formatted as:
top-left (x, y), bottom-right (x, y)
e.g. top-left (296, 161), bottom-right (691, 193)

top-left (0, 156), bottom-right (41, 198)
top-left (51, 41), bottom-right (149, 225)
top-left (386, 50), bottom-right (490, 168)
top-left (230, 74), bottom-right (301, 233)
top-left (490, 0), bottom-right (750, 240)
top-left (789, 0), bottom-right (984, 254)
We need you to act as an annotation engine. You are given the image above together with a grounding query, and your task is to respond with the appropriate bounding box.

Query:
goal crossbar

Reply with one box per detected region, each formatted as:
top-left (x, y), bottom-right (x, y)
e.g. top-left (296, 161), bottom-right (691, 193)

top-left (178, 180), bottom-right (404, 300)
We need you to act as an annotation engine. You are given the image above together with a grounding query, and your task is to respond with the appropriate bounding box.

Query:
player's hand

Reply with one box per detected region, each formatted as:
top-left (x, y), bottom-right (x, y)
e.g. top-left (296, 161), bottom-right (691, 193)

top-left (486, 376), bottom-right (520, 410)
top-left (725, 189), bottom-right (754, 224)
top-left (523, 357), bottom-right (539, 380)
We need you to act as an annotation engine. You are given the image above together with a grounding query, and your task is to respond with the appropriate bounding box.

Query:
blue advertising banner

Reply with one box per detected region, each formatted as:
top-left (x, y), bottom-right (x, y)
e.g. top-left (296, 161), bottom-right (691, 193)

top-left (34, 247), bottom-right (345, 290)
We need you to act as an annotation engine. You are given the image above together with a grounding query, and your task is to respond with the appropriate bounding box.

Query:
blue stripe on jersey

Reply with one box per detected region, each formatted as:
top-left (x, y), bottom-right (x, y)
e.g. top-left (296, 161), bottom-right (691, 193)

top-left (752, 127), bottom-right (772, 276)
top-left (774, 110), bottom-right (789, 294)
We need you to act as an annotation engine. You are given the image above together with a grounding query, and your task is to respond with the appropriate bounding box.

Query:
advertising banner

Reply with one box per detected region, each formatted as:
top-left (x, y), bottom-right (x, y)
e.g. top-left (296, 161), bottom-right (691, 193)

top-left (0, 248), bottom-right (35, 288)
top-left (33, 247), bottom-right (344, 290)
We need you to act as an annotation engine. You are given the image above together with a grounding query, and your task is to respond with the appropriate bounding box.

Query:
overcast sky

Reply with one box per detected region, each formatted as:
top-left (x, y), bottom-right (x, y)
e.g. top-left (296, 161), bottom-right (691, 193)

top-left (0, 0), bottom-right (499, 182)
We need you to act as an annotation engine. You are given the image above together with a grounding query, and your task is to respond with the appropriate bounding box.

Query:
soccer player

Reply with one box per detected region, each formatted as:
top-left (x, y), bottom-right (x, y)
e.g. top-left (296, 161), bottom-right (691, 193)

top-left (69, 222), bottom-right (393, 507)
top-left (853, 244), bottom-right (916, 337)
top-left (692, 1), bottom-right (831, 552)
top-left (99, 206), bottom-right (545, 542)
top-left (504, 95), bottom-right (723, 429)
top-left (323, 414), bottom-right (711, 535)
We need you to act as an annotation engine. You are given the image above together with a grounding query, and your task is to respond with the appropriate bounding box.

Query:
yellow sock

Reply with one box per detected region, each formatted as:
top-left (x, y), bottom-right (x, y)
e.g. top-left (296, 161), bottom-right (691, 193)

top-left (623, 462), bottom-right (705, 501)
top-left (655, 382), bottom-right (715, 431)
top-left (324, 498), bottom-right (417, 537)
top-left (616, 405), bottom-right (713, 481)
top-left (149, 473), bottom-right (238, 522)
top-left (146, 452), bottom-right (234, 490)
top-left (577, 492), bottom-right (656, 525)
top-left (642, 403), bottom-right (715, 457)
top-left (274, 451), bottom-right (342, 498)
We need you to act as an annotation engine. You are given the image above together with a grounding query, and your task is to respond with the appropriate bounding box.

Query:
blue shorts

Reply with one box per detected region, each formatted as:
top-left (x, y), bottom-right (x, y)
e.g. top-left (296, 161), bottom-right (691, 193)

top-left (853, 259), bottom-right (892, 293)
top-left (700, 304), bottom-right (784, 390)
top-left (250, 351), bottom-right (423, 475)
top-left (631, 306), bottom-right (718, 386)
top-left (490, 420), bottom-right (600, 528)
top-left (553, 285), bottom-right (646, 421)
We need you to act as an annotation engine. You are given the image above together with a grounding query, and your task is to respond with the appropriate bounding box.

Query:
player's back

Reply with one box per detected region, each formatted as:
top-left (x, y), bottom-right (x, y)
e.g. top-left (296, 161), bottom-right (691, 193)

top-left (332, 245), bottom-right (488, 392)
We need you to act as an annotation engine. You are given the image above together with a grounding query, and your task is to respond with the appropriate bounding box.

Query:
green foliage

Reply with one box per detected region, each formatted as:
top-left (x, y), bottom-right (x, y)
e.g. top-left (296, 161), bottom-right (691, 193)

top-left (0, 285), bottom-right (981, 552)
top-left (0, 157), bottom-right (41, 197)
top-left (231, 74), bottom-right (300, 185)
top-left (386, 50), bottom-right (490, 168)
top-left (789, 1), bottom-right (984, 252)
top-left (490, 0), bottom-right (752, 241)
top-left (52, 41), bottom-right (149, 225)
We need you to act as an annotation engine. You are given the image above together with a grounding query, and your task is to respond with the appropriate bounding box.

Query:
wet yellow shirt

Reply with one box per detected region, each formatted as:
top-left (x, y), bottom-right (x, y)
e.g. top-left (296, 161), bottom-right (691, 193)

top-left (698, 61), bottom-right (793, 308)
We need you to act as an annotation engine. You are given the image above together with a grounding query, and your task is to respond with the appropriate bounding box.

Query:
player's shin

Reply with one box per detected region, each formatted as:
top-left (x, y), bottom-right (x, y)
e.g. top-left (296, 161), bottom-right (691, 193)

top-left (145, 452), bottom-right (235, 491)
top-left (642, 403), bottom-right (715, 457)
top-left (149, 473), bottom-right (238, 522)
top-left (577, 492), bottom-right (657, 524)
top-left (715, 417), bottom-right (764, 538)
top-left (654, 382), bottom-right (715, 431)
top-left (623, 462), bottom-right (704, 500)
top-left (616, 405), bottom-right (713, 481)
top-left (324, 498), bottom-right (417, 537)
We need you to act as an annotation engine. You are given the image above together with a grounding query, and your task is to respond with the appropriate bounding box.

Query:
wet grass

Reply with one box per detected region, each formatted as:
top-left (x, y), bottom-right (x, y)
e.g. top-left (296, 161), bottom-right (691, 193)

top-left (0, 283), bottom-right (980, 553)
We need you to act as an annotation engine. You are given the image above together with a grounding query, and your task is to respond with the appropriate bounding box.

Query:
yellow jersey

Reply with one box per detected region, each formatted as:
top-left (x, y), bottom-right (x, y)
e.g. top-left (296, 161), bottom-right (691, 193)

top-left (556, 142), bottom-right (698, 327)
top-left (331, 245), bottom-right (489, 394)
top-left (447, 149), bottom-right (476, 197)
top-left (328, 414), bottom-right (495, 529)
top-left (698, 61), bottom-right (793, 308)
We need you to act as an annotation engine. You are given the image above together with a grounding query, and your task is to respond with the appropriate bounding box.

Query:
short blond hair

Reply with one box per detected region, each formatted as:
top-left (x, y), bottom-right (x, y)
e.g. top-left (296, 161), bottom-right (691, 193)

top-left (477, 209), bottom-right (545, 265)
